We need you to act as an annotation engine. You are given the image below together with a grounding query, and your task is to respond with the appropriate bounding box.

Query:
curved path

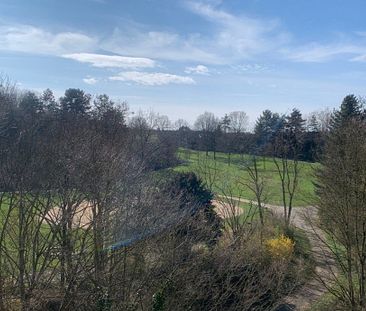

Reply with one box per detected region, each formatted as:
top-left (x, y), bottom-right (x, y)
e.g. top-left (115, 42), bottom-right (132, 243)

top-left (214, 196), bottom-right (336, 311)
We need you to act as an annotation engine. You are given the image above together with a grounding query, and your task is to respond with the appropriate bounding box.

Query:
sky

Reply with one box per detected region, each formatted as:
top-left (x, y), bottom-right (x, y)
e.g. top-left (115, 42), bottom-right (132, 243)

top-left (1, 0), bottom-right (366, 124)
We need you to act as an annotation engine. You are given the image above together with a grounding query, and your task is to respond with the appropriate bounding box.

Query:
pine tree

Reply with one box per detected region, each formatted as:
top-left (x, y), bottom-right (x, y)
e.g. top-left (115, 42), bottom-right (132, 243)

top-left (307, 114), bottom-right (320, 132)
top-left (331, 94), bottom-right (363, 130)
top-left (60, 88), bottom-right (91, 116)
top-left (254, 110), bottom-right (284, 149)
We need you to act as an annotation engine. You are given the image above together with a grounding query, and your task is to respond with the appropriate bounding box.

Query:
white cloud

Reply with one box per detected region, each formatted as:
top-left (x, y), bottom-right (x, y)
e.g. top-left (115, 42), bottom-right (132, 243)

top-left (109, 71), bottom-right (195, 86)
top-left (62, 53), bottom-right (155, 68)
top-left (0, 24), bottom-right (96, 55)
top-left (83, 77), bottom-right (98, 85)
top-left (185, 65), bottom-right (209, 75)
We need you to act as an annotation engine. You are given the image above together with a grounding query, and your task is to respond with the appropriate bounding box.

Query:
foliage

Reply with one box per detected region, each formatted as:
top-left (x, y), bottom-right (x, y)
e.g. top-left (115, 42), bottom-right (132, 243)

top-left (265, 234), bottom-right (295, 260)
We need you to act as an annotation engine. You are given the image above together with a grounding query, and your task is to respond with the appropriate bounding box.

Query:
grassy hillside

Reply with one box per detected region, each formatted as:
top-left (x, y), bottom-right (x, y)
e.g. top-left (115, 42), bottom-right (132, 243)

top-left (175, 149), bottom-right (317, 206)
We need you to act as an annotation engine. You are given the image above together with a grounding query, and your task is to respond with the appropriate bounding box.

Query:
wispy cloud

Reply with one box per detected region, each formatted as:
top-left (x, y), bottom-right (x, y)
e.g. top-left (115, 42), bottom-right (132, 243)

top-left (283, 43), bottom-right (365, 62)
top-left (62, 53), bottom-right (155, 68)
top-left (185, 65), bottom-right (209, 75)
top-left (184, 1), bottom-right (289, 58)
top-left (283, 31), bottom-right (366, 63)
top-left (352, 54), bottom-right (366, 62)
top-left (0, 24), bottom-right (96, 55)
top-left (83, 77), bottom-right (98, 85)
top-left (103, 28), bottom-right (220, 64)
top-left (231, 63), bottom-right (270, 73)
top-left (102, 2), bottom-right (289, 64)
top-left (109, 71), bottom-right (195, 86)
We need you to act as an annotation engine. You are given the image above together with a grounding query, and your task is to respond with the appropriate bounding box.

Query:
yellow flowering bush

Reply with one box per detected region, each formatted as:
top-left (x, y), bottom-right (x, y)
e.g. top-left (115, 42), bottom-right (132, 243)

top-left (265, 234), bottom-right (295, 260)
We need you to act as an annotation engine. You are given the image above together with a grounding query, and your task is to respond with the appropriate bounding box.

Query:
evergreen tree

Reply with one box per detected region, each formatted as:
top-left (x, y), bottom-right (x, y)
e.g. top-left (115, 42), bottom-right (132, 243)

top-left (41, 88), bottom-right (58, 113)
top-left (331, 94), bottom-right (363, 130)
top-left (19, 91), bottom-right (44, 116)
top-left (60, 88), bottom-right (91, 116)
top-left (307, 114), bottom-right (320, 132)
top-left (254, 109), bottom-right (284, 150)
top-left (285, 108), bottom-right (305, 138)
top-left (220, 114), bottom-right (231, 133)
top-left (284, 108), bottom-right (305, 157)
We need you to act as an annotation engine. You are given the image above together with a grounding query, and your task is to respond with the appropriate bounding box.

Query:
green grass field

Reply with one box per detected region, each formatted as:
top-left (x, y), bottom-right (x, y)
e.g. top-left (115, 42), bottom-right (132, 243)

top-left (175, 149), bottom-right (318, 206)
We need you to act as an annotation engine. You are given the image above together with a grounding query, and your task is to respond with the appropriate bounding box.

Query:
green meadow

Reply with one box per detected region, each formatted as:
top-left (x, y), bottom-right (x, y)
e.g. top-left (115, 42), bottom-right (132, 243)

top-left (175, 149), bottom-right (318, 206)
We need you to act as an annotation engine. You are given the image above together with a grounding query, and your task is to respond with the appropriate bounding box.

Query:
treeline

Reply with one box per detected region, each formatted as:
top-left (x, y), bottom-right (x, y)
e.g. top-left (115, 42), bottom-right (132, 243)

top-left (165, 95), bottom-right (364, 163)
top-left (172, 107), bottom-right (328, 162)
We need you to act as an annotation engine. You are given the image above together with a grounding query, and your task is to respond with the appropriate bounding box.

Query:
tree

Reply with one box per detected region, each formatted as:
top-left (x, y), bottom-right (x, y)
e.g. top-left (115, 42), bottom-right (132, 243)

top-left (308, 108), bottom-right (333, 133)
top-left (285, 108), bottom-right (305, 156)
top-left (306, 114), bottom-right (320, 133)
top-left (228, 111), bottom-right (249, 133)
top-left (19, 91), bottom-right (44, 116)
top-left (194, 112), bottom-right (220, 158)
top-left (60, 88), bottom-right (91, 116)
top-left (174, 119), bottom-right (191, 150)
top-left (129, 111), bottom-right (177, 170)
top-left (220, 114), bottom-right (232, 164)
top-left (331, 94), bottom-right (363, 130)
top-left (272, 109), bottom-right (305, 226)
top-left (41, 88), bottom-right (58, 113)
top-left (254, 110), bottom-right (284, 154)
top-left (155, 114), bottom-right (171, 131)
top-left (174, 118), bottom-right (189, 130)
top-left (241, 156), bottom-right (267, 227)
top-left (227, 111), bottom-right (250, 161)
top-left (316, 119), bottom-right (366, 310)
top-left (93, 94), bottom-right (114, 117)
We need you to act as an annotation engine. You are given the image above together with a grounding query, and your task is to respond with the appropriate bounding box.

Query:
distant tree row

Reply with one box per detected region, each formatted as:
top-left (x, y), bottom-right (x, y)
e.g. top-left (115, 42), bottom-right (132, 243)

top-left (171, 94), bottom-right (365, 162)
top-left (3, 78), bottom-right (364, 164)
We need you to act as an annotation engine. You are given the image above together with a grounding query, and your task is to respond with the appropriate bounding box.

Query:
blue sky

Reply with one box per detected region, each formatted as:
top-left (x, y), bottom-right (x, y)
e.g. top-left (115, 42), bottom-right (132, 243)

top-left (1, 0), bottom-right (366, 123)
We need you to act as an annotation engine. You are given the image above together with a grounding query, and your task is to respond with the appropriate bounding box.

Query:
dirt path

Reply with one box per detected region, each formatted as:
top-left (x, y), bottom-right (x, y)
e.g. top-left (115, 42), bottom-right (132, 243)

top-left (214, 196), bottom-right (336, 311)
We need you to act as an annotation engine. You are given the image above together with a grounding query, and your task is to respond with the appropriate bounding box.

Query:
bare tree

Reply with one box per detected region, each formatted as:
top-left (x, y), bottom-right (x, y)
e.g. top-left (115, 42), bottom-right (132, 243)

top-left (307, 108), bottom-right (332, 133)
top-left (194, 154), bottom-right (219, 192)
top-left (273, 109), bottom-right (304, 225)
top-left (240, 156), bottom-right (267, 226)
top-left (155, 114), bottom-right (171, 131)
top-left (194, 112), bottom-right (220, 158)
top-left (315, 119), bottom-right (366, 310)
top-left (273, 136), bottom-right (301, 226)
top-left (228, 111), bottom-right (249, 133)
top-left (216, 178), bottom-right (257, 242)
top-left (173, 118), bottom-right (189, 130)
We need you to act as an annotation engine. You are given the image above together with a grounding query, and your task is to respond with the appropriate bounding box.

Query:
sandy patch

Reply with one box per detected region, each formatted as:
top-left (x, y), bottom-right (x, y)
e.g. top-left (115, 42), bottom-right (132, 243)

top-left (44, 201), bottom-right (94, 228)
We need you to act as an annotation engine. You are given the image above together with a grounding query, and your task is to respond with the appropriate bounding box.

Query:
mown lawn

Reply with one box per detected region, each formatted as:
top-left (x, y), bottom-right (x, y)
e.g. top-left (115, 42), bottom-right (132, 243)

top-left (175, 149), bottom-right (318, 206)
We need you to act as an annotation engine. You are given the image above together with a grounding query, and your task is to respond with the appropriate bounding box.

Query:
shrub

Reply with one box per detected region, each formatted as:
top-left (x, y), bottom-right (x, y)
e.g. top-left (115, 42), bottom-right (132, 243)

top-left (265, 234), bottom-right (295, 260)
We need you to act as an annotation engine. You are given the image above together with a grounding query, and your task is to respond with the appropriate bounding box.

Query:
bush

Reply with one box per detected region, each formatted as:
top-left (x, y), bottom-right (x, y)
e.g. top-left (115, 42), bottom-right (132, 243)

top-left (265, 234), bottom-right (295, 260)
